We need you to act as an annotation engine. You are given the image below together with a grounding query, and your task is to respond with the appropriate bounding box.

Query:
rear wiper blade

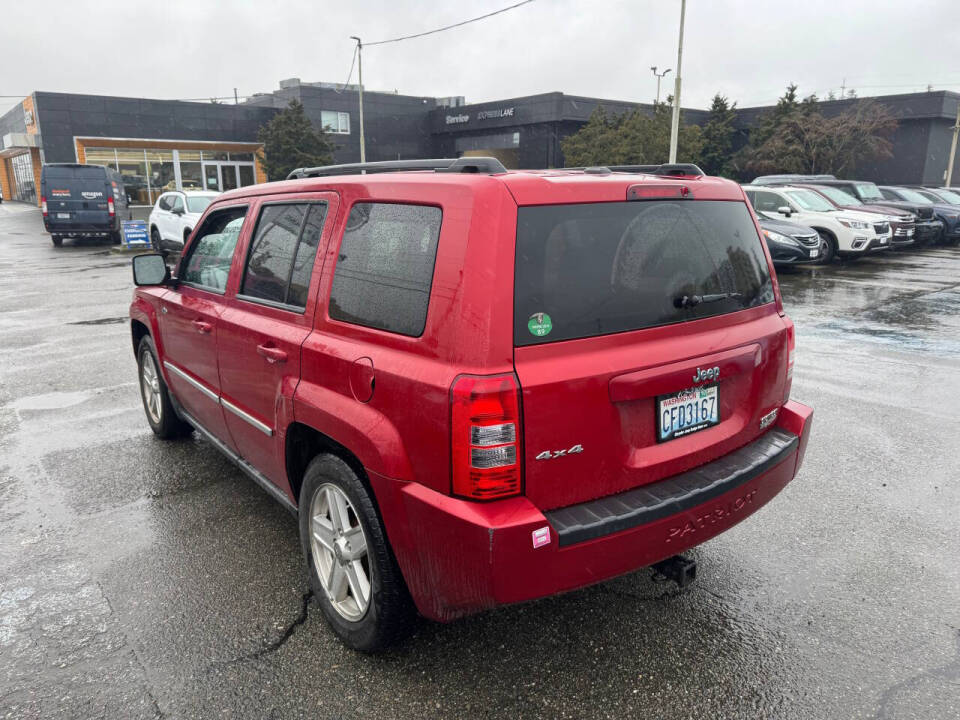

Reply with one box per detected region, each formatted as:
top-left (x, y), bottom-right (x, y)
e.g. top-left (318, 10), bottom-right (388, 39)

top-left (674, 292), bottom-right (742, 309)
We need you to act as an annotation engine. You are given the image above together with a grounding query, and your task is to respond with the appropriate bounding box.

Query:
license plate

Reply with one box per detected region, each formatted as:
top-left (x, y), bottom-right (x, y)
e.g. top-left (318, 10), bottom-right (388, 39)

top-left (809, 249), bottom-right (818, 258)
top-left (657, 385), bottom-right (719, 442)
top-left (57, 213), bottom-right (70, 219)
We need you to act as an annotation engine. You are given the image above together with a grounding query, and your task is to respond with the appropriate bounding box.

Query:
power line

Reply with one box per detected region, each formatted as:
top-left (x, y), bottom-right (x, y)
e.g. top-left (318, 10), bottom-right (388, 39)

top-left (334, 44), bottom-right (360, 93)
top-left (365, 0), bottom-right (535, 47)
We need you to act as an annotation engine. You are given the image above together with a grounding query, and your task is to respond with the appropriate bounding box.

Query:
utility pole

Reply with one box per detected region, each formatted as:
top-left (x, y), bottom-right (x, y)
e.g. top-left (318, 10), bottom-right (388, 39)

top-left (651, 66), bottom-right (671, 105)
top-left (668, 0), bottom-right (686, 163)
top-left (946, 104), bottom-right (960, 187)
top-left (350, 36), bottom-right (366, 164)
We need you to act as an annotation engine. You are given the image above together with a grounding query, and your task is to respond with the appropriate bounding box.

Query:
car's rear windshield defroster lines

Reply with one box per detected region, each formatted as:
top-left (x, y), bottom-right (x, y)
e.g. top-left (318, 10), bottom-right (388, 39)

top-left (514, 200), bottom-right (774, 345)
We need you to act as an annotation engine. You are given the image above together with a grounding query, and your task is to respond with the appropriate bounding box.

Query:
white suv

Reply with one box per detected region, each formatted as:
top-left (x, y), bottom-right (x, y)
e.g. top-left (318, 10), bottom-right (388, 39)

top-left (744, 185), bottom-right (892, 263)
top-left (149, 191), bottom-right (219, 251)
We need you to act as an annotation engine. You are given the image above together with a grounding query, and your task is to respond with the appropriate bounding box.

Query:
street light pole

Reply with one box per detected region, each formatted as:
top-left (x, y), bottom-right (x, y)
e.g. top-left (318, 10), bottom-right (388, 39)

top-left (946, 103), bottom-right (960, 187)
top-left (350, 36), bottom-right (366, 164)
top-left (668, 0), bottom-right (686, 164)
top-left (650, 66), bottom-right (672, 105)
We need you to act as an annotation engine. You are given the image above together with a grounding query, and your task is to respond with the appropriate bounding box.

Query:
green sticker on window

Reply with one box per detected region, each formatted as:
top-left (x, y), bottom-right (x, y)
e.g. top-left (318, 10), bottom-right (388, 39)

top-left (528, 312), bottom-right (553, 337)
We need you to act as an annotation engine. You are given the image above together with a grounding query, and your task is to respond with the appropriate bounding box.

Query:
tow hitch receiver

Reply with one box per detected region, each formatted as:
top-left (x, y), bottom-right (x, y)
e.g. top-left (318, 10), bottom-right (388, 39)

top-left (652, 555), bottom-right (698, 589)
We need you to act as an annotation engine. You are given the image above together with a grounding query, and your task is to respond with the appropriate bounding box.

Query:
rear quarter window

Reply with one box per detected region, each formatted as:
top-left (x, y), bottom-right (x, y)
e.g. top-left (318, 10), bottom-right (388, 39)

top-left (328, 203), bottom-right (442, 337)
top-left (514, 200), bottom-right (774, 346)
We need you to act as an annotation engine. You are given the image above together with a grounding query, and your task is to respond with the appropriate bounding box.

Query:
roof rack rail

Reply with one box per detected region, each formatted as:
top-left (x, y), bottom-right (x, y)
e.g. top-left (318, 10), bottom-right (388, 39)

top-left (286, 156), bottom-right (508, 180)
top-left (561, 163), bottom-right (705, 177)
top-left (607, 163), bottom-right (705, 177)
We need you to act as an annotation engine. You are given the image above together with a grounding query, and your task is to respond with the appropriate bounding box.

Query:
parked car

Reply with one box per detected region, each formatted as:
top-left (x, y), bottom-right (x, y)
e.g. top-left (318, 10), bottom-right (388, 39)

top-left (743, 184), bottom-right (891, 263)
top-left (932, 187), bottom-right (960, 204)
top-left (792, 184), bottom-right (917, 248)
top-left (148, 190), bottom-right (219, 251)
top-left (130, 158), bottom-right (813, 651)
top-left (755, 215), bottom-right (823, 265)
top-left (752, 174), bottom-right (943, 246)
top-left (40, 163), bottom-right (129, 247)
top-left (879, 186), bottom-right (960, 245)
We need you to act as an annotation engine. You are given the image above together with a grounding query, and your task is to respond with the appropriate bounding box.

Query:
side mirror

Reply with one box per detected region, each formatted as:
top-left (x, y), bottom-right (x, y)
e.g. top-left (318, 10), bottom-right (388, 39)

top-left (132, 253), bottom-right (170, 286)
top-left (777, 206), bottom-right (792, 217)
top-left (172, 206), bottom-right (184, 216)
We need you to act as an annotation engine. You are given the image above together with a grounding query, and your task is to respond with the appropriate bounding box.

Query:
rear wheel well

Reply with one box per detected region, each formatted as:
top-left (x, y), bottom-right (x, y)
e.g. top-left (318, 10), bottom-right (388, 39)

top-left (286, 422), bottom-right (369, 507)
top-left (183, 227), bottom-right (192, 241)
top-left (131, 319), bottom-right (149, 356)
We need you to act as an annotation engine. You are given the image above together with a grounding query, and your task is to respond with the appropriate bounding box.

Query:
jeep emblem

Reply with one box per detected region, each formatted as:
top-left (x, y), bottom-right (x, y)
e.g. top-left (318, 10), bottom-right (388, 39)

top-left (693, 366), bottom-right (719, 384)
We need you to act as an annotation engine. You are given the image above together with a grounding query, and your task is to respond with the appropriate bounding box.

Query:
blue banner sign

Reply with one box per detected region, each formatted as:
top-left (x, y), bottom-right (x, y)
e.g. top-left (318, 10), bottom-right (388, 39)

top-left (122, 220), bottom-right (150, 248)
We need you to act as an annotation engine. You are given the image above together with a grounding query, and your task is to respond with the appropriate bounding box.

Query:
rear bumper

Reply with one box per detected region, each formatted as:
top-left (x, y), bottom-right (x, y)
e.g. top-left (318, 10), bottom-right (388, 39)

top-left (44, 221), bottom-right (116, 237)
top-left (372, 400), bottom-right (813, 622)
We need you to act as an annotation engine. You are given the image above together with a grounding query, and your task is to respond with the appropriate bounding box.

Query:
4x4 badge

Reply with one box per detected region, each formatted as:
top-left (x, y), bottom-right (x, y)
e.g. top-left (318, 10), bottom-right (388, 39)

top-left (535, 444), bottom-right (584, 461)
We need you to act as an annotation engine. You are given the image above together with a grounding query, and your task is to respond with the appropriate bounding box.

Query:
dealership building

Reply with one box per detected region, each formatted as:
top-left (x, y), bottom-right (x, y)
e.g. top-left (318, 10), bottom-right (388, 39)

top-left (2, 78), bottom-right (958, 209)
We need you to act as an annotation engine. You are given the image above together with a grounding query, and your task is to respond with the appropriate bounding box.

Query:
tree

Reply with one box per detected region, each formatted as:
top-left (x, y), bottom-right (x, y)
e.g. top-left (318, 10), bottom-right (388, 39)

top-left (257, 100), bottom-right (336, 181)
top-left (741, 97), bottom-right (896, 177)
top-left (699, 94), bottom-right (738, 177)
top-left (561, 100), bottom-right (703, 167)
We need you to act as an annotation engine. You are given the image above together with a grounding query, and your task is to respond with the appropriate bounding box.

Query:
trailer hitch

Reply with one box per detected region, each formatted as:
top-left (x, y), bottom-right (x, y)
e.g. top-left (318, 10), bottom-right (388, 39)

top-left (651, 555), bottom-right (698, 589)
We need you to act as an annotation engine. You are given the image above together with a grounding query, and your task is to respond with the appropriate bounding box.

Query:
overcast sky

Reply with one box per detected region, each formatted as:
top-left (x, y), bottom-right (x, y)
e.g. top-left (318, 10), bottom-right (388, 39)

top-left (3, 0), bottom-right (960, 117)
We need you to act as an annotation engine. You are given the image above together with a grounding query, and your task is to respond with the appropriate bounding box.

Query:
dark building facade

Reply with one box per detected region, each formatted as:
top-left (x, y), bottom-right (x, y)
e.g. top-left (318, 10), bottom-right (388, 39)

top-left (2, 78), bottom-right (958, 207)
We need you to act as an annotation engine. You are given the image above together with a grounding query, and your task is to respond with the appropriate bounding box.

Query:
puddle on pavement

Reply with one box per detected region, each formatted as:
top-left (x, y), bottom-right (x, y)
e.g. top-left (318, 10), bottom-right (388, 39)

top-left (9, 390), bottom-right (93, 411)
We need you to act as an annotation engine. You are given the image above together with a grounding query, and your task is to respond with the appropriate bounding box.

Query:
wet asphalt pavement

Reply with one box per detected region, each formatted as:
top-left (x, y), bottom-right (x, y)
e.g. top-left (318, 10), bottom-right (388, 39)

top-left (1, 202), bottom-right (958, 719)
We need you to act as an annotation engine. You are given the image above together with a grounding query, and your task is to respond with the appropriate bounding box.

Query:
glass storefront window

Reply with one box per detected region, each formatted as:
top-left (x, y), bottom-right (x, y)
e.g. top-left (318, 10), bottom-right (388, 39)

top-left (11, 153), bottom-right (36, 204)
top-left (177, 150), bottom-right (203, 192)
top-left (85, 147), bottom-right (119, 169)
top-left (146, 149), bottom-right (176, 202)
top-left (70, 144), bottom-right (259, 197)
top-left (239, 165), bottom-right (255, 187)
top-left (116, 149), bottom-right (150, 205)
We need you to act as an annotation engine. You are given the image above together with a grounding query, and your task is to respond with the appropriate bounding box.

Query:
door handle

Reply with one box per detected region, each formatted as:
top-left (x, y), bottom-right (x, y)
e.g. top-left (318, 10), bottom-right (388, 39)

top-left (257, 344), bottom-right (288, 364)
top-left (192, 319), bottom-right (213, 334)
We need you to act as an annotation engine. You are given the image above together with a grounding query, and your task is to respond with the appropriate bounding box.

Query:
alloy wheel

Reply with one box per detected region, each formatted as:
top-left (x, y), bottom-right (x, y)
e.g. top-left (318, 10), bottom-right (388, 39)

top-left (309, 483), bottom-right (372, 621)
top-left (140, 351), bottom-right (162, 424)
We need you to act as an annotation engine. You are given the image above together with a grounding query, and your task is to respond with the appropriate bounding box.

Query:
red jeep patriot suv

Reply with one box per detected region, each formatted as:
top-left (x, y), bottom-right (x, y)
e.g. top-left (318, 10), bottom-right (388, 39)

top-left (129, 158), bottom-right (813, 651)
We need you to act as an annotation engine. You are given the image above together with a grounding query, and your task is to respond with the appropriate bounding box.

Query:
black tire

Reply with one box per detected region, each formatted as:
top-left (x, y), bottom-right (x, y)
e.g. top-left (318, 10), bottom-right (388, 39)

top-left (299, 455), bottom-right (415, 652)
top-left (183, 228), bottom-right (192, 246)
top-left (136, 335), bottom-right (193, 439)
top-left (51, 235), bottom-right (63, 247)
top-left (110, 230), bottom-right (122, 245)
top-left (150, 226), bottom-right (162, 251)
top-left (815, 230), bottom-right (837, 264)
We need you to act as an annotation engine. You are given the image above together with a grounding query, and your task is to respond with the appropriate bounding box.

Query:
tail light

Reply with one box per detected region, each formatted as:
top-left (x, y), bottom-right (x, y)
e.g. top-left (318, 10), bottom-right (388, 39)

top-left (783, 317), bottom-right (795, 403)
top-left (626, 184), bottom-right (692, 200)
top-left (451, 374), bottom-right (522, 500)
top-left (41, 196), bottom-right (48, 217)
top-left (107, 197), bottom-right (115, 217)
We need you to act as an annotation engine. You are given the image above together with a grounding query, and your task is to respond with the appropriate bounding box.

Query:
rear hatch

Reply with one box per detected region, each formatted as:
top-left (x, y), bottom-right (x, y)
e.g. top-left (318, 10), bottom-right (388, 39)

top-left (513, 195), bottom-right (790, 511)
top-left (43, 166), bottom-right (112, 228)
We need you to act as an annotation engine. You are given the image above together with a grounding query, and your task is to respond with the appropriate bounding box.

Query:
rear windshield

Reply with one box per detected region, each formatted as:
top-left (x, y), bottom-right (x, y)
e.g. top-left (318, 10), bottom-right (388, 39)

top-left (514, 200), bottom-right (774, 346)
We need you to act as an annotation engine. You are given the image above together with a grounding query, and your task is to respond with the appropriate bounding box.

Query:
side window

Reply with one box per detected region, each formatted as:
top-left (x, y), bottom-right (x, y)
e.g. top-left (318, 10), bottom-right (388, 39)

top-left (158, 195), bottom-right (172, 211)
top-left (328, 203), bottom-right (442, 337)
top-left (753, 191), bottom-right (783, 212)
top-left (170, 195), bottom-right (184, 213)
top-left (880, 188), bottom-right (897, 201)
top-left (181, 206), bottom-right (247, 293)
top-left (288, 205), bottom-right (328, 308)
top-left (240, 202), bottom-right (327, 310)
